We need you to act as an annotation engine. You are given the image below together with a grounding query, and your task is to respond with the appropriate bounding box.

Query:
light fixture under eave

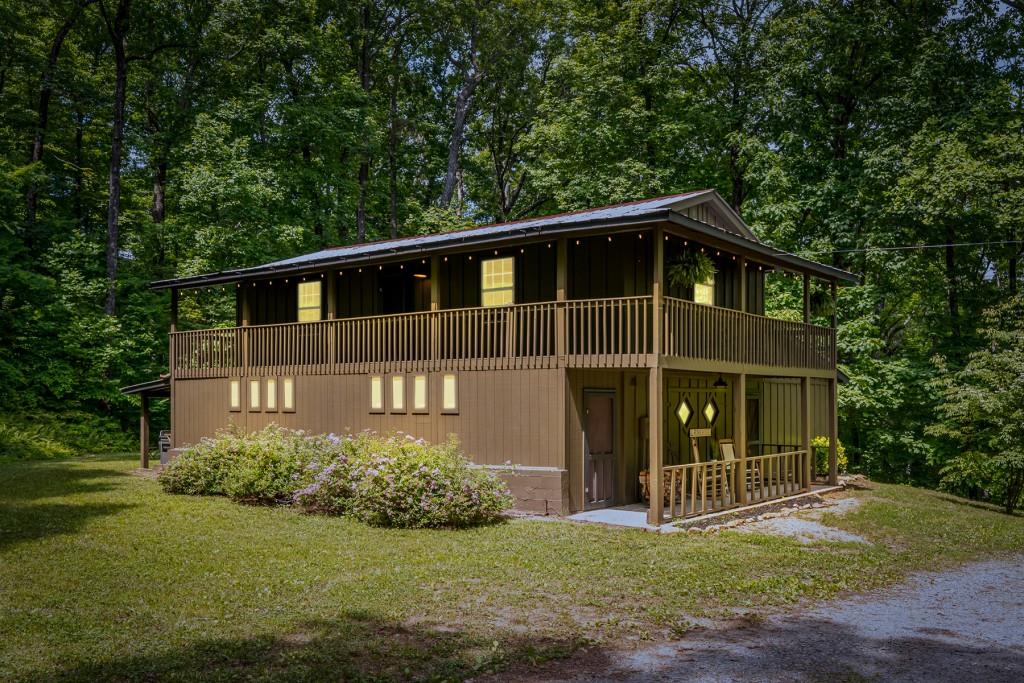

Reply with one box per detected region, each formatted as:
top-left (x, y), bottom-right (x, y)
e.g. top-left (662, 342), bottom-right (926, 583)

top-left (713, 374), bottom-right (727, 389)
top-left (412, 273), bottom-right (428, 279)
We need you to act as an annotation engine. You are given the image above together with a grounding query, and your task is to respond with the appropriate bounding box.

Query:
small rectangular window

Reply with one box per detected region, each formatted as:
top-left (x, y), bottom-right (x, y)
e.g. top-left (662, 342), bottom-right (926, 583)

top-left (391, 375), bottom-right (405, 413)
top-left (693, 273), bottom-right (715, 306)
top-left (369, 375), bottom-right (383, 413)
top-left (249, 379), bottom-right (261, 411)
top-left (481, 256), bottom-right (514, 307)
top-left (442, 373), bottom-right (458, 413)
top-left (297, 280), bottom-right (322, 322)
top-left (412, 374), bottom-right (428, 413)
top-left (229, 378), bottom-right (241, 412)
top-left (282, 377), bottom-right (295, 412)
top-left (265, 377), bottom-right (278, 412)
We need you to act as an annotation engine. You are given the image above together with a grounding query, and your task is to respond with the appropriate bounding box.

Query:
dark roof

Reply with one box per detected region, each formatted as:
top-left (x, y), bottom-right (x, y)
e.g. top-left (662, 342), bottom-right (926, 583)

top-left (120, 376), bottom-right (171, 397)
top-left (151, 191), bottom-right (857, 290)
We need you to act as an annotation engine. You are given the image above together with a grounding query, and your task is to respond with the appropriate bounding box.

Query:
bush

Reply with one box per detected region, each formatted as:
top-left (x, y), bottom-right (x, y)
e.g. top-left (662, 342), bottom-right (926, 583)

top-left (0, 422), bottom-right (75, 460)
top-left (162, 426), bottom-right (515, 528)
top-left (812, 436), bottom-right (848, 476)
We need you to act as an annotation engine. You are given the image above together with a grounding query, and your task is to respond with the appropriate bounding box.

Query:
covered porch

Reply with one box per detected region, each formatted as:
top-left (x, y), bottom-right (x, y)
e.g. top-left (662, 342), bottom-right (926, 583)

top-left (120, 376), bottom-right (170, 468)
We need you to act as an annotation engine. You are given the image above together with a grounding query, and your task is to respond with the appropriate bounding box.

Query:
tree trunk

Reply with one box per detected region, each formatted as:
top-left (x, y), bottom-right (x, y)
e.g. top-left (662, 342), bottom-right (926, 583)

top-left (102, 0), bottom-right (131, 316)
top-left (355, 1), bottom-right (372, 242)
top-left (1010, 249), bottom-right (1018, 296)
top-left (440, 26), bottom-right (482, 209)
top-left (27, 4), bottom-right (89, 227)
top-left (150, 160), bottom-right (166, 223)
top-left (73, 108), bottom-right (85, 232)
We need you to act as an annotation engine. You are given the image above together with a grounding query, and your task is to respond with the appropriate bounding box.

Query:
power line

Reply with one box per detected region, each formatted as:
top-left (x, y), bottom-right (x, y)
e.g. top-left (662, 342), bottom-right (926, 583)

top-left (798, 239), bottom-right (1024, 256)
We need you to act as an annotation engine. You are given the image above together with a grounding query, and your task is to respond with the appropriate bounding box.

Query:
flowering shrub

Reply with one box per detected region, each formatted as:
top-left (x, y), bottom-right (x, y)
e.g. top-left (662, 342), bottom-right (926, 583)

top-left (161, 426), bottom-right (514, 528)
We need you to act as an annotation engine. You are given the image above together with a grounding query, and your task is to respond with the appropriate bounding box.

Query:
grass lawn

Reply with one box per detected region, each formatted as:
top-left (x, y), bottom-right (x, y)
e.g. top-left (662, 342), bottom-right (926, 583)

top-left (1, 455), bottom-right (1022, 682)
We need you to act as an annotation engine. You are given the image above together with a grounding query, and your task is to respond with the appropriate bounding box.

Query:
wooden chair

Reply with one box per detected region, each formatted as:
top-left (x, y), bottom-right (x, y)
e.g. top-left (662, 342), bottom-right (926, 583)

top-left (719, 438), bottom-right (761, 493)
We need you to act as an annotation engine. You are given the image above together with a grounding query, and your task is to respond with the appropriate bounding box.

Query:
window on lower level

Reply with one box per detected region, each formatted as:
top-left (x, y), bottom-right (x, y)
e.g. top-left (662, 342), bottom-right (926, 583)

top-left (391, 375), bottom-right (405, 413)
top-left (282, 377), bottom-right (295, 412)
top-left (412, 374), bottom-right (428, 413)
top-left (481, 257), bottom-right (514, 307)
top-left (369, 375), bottom-right (384, 413)
top-left (442, 373), bottom-right (458, 413)
top-left (297, 280), bottom-right (322, 322)
top-left (265, 377), bottom-right (278, 412)
top-left (249, 379), bottom-right (261, 411)
top-left (229, 378), bottom-right (241, 412)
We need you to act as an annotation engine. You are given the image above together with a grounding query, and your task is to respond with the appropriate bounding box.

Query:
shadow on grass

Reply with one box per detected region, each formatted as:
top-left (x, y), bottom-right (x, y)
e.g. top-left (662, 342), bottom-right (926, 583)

top-left (0, 460), bottom-right (128, 502)
top-left (0, 501), bottom-right (135, 550)
top-left (933, 492), bottom-right (1022, 517)
top-left (30, 611), bottom-right (584, 683)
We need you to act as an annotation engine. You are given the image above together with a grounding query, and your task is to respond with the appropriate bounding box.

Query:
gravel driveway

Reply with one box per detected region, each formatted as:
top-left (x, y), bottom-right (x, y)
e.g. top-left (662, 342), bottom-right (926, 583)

top-left (503, 555), bottom-right (1024, 682)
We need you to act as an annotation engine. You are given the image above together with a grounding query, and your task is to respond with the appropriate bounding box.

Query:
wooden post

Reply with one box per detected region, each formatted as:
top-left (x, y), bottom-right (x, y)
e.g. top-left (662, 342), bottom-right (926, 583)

top-left (240, 284), bottom-right (250, 326)
top-left (734, 372), bottom-right (747, 504)
top-left (240, 284), bottom-right (250, 377)
top-left (140, 394), bottom-right (150, 469)
top-left (555, 238), bottom-right (567, 360)
top-left (430, 256), bottom-right (441, 311)
top-left (326, 271), bottom-right (337, 320)
top-left (738, 256), bottom-right (747, 313)
top-left (800, 376), bottom-right (812, 490)
top-left (647, 227), bottom-right (665, 525)
top-left (170, 287), bottom-right (179, 333)
top-left (430, 256), bottom-right (441, 369)
top-left (647, 365), bottom-right (664, 525)
top-left (830, 280), bottom-right (838, 329)
top-left (802, 273), bottom-right (810, 324)
top-left (828, 376), bottom-right (839, 486)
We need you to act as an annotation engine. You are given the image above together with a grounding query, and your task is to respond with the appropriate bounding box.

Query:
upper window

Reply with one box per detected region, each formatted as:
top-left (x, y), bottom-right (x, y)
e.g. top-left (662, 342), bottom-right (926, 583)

top-left (481, 257), bottom-right (514, 307)
top-left (297, 281), bottom-right (322, 322)
top-left (693, 272), bottom-right (715, 306)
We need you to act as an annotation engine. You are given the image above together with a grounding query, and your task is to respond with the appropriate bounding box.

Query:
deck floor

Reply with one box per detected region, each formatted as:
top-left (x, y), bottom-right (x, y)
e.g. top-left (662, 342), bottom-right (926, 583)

top-left (567, 484), bottom-right (839, 532)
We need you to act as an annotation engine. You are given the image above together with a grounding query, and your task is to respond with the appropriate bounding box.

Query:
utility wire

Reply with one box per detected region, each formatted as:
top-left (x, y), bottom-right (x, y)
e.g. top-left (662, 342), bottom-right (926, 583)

top-left (798, 239), bottom-right (1024, 256)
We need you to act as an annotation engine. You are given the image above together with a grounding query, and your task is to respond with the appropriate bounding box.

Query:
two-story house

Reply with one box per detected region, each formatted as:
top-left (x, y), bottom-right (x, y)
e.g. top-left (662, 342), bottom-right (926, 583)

top-left (127, 190), bottom-right (855, 524)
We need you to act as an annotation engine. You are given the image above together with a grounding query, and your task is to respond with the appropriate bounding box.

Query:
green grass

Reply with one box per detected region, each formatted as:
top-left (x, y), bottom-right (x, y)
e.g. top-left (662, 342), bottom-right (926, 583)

top-left (1, 455), bottom-right (1022, 682)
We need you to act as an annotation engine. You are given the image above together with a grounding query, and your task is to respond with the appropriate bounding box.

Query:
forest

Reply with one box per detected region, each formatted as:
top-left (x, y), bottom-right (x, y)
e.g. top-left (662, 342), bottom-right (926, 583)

top-left (0, 0), bottom-right (1021, 510)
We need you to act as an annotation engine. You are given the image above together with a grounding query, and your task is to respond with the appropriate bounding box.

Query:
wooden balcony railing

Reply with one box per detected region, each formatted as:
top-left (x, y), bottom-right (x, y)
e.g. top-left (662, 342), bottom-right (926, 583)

top-left (170, 295), bottom-right (835, 378)
top-left (662, 297), bottom-right (835, 370)
top-left (663, 450), bottom-right (810, 519)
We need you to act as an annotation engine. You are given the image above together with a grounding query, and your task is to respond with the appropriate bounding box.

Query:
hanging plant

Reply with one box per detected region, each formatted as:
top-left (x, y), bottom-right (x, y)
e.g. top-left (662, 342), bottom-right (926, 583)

top-left (667, 250), bottom-right (716, 289)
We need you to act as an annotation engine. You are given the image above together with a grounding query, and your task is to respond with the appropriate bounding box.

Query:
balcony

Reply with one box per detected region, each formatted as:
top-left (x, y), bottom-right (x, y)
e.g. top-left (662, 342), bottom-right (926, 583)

top-left (169, 296), bottom-right (835, 379)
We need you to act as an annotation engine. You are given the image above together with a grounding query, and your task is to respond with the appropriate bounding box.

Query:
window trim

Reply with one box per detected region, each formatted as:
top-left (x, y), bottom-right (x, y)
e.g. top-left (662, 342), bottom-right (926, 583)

top-left (412, 374), bottom-right (429, 414)
top-left (369, 375), bottom-right (384, 414)
top-left (248, 378), bottom-right (261, 412)
top-left (229, 378), bottom-right (241, 412)
top-left (265, 377), bottom-right (278, 413)
top-left (693, 271), bottom-right (715, 307)
top-left (480, 256), bottom-right (515, 307)
top-left (441, 373), bottom-right (459, 414)
top-left (281, 376), bottom-right (295, 412)
top-left (297, 280), bottom-right (322, 322)
top-left (390, 374), bottom-right (406, 414)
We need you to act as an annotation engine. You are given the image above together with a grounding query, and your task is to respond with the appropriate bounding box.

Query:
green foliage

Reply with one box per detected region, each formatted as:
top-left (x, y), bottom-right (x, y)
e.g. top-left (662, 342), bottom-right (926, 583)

top-left (161, 426), bottom-right (514, 527)
top-left (811, 436), bottom-right (848, 476)
top-left (0, 422), bottom-right (74, 460)
top-left (927, 296), bottom-right (1024, 513)
top-left (0, 412), bottom-right (131, 460)
top-left (666, 251), bottom-right (716, 289)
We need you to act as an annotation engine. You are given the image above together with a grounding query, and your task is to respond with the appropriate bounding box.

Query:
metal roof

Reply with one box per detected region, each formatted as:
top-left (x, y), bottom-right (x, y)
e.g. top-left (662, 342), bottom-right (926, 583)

top-left (151, 190), bottom-right (857, 289)
top-left (120, 376), bottom-right (171, 397)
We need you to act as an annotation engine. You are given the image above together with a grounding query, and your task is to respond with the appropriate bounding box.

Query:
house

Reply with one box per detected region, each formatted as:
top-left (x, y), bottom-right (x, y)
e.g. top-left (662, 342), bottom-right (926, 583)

top-left (129, 190), bottom-right (856, 524)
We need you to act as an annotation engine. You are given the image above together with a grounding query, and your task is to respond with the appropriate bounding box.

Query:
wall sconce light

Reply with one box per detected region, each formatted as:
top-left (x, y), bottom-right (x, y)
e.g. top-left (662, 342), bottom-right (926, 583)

top-left (713, 374), bottom-right (727, 389)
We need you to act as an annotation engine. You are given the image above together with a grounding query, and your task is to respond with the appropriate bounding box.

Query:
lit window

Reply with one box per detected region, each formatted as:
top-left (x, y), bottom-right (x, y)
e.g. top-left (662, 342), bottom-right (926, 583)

top-left (442, 374), bottom-right (458, 413)
top-left (703, 397), bottom-right (719, 425)
top-left (391, 375), bottom-right (405, 413)
top-left (229, 378), bottom-right (241, 411)
top-left (265, 378), bottom-right (277, 411)
top-left (297, 281), bottom-right (322, 322)
top-left (676, 397), bottom-right (693, 426)
top-left (481, 257), bottom-right (514, 307)
top-left (249, 379), bottom-right (261, 411)
top-left (369, 376), bottom-right (383, 412)
top-left (693, 272), bottom-right (715, 306)
top-left (282, 377), bottom-right (295, 411)
top-left (413, 374), bottom-right (428, 412)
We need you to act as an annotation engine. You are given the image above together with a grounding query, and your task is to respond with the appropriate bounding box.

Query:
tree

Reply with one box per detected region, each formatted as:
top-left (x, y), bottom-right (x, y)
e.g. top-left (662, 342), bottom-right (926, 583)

top-left (928, 296), bottom-right (1024, 513)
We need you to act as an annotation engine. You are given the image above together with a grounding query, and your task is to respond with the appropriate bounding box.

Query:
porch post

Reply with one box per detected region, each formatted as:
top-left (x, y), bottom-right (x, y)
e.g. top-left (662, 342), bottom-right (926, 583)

top-left (734, 373), bottom-right (747, 504)
top-left (140, 394), bottom-right (150, 469)
top-left (800, 376), bottom-right (812, 490)
top-left (738, 256), bottom-right (747, 313)
top-left (828, 376), bottom-right (839, 485)
top-left (430, 256), bottom-right (441, 311)
top-left (170, 287), bottom-right (179, 333)
top-left (430, 255), bottom-right (441, 369)
top-left (326, 271), bottom-right (337, 319)
top-left (648, 366), bottom-right (664, 525)
top-left (555, 238), bottom-right (567, 360)
top-left (647, 226), bottom-right (665, 525)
